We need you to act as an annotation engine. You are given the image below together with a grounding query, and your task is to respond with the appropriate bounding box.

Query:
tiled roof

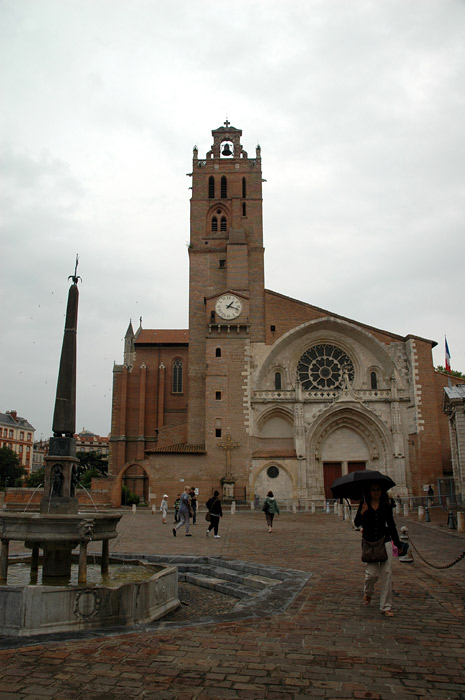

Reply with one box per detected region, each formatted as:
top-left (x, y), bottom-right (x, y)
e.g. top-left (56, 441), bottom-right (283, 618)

top-left (145, 443), bottom-right (205, 454)
top-left (135, 330), bottom-right (189, 345)
top-left (252, 449), bottom-right (297, 458)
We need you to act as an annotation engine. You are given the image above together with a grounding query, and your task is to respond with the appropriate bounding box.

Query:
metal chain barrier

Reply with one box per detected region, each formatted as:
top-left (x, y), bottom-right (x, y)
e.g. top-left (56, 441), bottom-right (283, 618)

top-left (408, 537), bottom-right (465, 570)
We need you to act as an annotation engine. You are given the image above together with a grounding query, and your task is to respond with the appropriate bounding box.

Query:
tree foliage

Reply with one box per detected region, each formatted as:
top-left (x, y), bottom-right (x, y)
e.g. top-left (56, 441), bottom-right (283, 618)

top-left (0, 446), bottom-right (26, 487)
top-left (76, 451), bottom-right (108, 488)
top-left (26, 467), bottom-right (45, 488)
top-left (436, 365), bottom-right (465, 379)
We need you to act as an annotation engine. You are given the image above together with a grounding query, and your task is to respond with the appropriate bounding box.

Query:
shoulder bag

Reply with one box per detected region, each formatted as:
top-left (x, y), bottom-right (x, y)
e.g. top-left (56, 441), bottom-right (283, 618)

top-left (361, 536), bottom-right (388, 563)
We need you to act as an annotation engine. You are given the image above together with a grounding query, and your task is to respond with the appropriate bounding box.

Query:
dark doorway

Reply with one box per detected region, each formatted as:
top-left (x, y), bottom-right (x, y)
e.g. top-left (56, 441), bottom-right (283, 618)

top-left (323, 462), bottom-right (342, 499)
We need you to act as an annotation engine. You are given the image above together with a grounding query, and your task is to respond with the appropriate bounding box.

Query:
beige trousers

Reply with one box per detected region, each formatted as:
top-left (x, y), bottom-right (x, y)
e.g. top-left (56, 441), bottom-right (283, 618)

top-left (363, 542), bottom-right (393, 611)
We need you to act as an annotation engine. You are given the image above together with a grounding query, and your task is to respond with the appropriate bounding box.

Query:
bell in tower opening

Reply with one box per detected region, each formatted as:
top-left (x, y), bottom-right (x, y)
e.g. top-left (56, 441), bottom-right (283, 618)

top-left (221, 141), bottom-right (233, 157)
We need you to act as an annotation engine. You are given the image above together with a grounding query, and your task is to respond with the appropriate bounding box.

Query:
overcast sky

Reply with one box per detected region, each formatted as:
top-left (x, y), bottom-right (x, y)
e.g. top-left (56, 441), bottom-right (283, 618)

top-left (1, 0), bottom-right (464, 441)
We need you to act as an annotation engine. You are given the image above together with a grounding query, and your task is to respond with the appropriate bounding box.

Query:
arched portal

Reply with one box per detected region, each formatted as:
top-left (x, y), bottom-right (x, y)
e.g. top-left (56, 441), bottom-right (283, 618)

top-left (307, 405), bottom-right (393, 500)
top-left (122, 464), bottom-right (149, 505)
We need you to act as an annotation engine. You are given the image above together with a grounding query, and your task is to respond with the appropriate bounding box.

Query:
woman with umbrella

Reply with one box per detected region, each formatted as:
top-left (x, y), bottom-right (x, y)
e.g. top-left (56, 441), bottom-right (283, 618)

top-left (354, 481), bottom-right (403, 617)
top-left (331, 470), bottom-right (403, 618)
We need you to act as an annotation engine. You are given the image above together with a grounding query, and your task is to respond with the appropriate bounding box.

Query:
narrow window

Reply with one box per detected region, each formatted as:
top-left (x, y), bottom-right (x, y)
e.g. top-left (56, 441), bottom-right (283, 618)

top-left (220, 217), bottom-right (227, 232)
top-left (172, 359), bottom-right (183, 393)
top-left (221, 176), bottom-right (227, 198)
top-left (215, 428), bottom-right (222, 438)
top-left (212, 216), bottom-right (218, 232)
top-left (370, 371), bottom-right (378, 390)
top-left (219, 259), bottom-right (226, 268)
top-left (242, 177), bottom-right (246, 198)
top-left (216, 348), bottom-right (221, 357)
top-left (216, 391), bottom-right (222, 400)
top-left (208, 176), bottom-right (215, 199)
top-left (274, 372), bottom-right (282, 390)
top-left (242, 202), bottom-right (246, 216)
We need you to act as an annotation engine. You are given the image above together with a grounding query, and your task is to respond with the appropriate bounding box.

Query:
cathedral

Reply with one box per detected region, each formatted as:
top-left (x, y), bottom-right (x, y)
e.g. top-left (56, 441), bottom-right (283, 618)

top-left (109, 122), bottom-right (458, 506)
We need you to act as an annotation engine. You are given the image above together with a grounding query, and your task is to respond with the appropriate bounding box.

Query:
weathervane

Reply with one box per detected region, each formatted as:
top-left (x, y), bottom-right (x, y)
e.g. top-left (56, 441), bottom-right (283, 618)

top-left (68, 254), bottom-right (82, 285)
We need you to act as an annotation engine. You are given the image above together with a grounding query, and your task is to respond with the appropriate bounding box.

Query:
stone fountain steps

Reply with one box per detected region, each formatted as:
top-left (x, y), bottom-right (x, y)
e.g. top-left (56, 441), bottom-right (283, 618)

top-left (178, 565), bottom-right (279, 599)
top-left (119, 554), bottom-right (311, 619)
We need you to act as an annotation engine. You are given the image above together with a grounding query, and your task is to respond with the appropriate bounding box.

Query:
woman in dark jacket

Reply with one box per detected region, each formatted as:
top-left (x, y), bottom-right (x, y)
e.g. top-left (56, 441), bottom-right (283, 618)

top-left (262, 490), bottom-right (280, 533)
top-left (354, 483), bottom-right (402, 617)
top-left (206, 490), bottom-right (223, 538)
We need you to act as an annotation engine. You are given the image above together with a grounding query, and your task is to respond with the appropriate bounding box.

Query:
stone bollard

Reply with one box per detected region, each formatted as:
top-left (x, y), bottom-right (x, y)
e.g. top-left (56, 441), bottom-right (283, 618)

top-left (231, 501), bottom-right (236, 515)
top-left (418, 506), bottom-right (425, 522)
top-left (343, 504), bottom-right (349, 520)
top-left (338, 502), bottom-right (343, 518)
top-left (395, 503), bottom-right (401, 516)
top-left (447, 510), bottom-right (457, 530)
top-left (457, 512), bottom-right (465, 533)
top-left (305, 501), bottom-right (309, 512)
top-left (250, 501), bottom-right (255, 511)
top-left (403, 503), bottom-right (409, 517)
top-left (151, 505), bottom-right (156, 515)
top-left (292, 502), bottom-right (297, 513)
top-left (311, 502), bottom-right (316, 514)
top-left (399, 525), bottom-right (414, 563)
top-left (424, 506), bottom-right (431, 522)
top-left (132, 504), bottom-right (137, 515)
top-left (333, 502), bottom-right (338, 515)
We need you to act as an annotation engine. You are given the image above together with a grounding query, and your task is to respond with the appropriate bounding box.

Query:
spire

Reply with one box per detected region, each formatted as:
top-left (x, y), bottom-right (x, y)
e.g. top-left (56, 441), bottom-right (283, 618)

top-left (124, 319), bottom-right (135, 368)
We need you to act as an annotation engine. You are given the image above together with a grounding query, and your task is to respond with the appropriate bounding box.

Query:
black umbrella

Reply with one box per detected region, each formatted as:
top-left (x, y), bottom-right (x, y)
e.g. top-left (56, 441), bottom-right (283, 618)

top-left (330, 469), bottom-right (396, 501)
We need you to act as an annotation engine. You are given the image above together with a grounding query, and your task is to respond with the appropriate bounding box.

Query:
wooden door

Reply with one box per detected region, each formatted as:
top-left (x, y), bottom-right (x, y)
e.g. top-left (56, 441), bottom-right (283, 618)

top-left (323, 462), bottom-right (342, 500)
top-left (348, 462), bottom-right (366, 473)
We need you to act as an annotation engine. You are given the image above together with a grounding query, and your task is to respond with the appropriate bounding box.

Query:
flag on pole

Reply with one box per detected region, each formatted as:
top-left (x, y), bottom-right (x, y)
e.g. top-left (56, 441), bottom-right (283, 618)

top-left (445, 337), bottom-right (451, 372)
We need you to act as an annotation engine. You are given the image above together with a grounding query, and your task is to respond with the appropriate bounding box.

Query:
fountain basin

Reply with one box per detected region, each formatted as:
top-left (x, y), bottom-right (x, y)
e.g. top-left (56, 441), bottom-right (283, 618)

top-left (0, 556), bottom-right (179, 637)
top-left (0, 511), bottom-right (121, 544)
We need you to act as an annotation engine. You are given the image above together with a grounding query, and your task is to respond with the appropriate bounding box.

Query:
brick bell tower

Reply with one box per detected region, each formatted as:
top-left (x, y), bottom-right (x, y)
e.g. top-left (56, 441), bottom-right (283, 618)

top-left (187, 123), bottom-right (265, 493)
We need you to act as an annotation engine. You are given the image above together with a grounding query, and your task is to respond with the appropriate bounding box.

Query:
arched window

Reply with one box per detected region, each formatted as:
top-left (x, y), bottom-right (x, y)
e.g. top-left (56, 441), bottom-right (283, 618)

top-left (370, 371), bottom-right (378, 390)
top-left (172, 359), bottom-right (183, 393)
top-left (212, 216), bottom-right (218, 232)
top-left (242, 202), bottom-right (246, 216)
top-left (221, 176), bottom-right (227, 198)
top-left (208, 176), bottom-right (215, 199)
top-left (220, 217), bottom-right (227, 232)
top-left (216, 347), bottom-right (221, 357)
top-left (242, 177), bottom-right (246, 198)
top-left (274, 372), bottom-right (282, 390)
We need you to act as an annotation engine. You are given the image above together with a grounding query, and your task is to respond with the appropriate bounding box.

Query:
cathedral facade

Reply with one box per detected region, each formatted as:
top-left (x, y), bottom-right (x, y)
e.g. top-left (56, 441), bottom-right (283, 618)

top-left (109, 123), bottom-right (457, 506)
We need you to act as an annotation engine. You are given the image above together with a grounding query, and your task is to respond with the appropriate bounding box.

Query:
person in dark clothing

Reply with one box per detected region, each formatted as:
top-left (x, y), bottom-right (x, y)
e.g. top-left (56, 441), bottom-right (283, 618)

top-left (354, 483), bottom-right (403, 617)
top-left (262, 490), bottom-right (280, 533)
top-left (206, 490), bottom-right (223, 538)
top-left (189, 487), bottom-right (198, 525)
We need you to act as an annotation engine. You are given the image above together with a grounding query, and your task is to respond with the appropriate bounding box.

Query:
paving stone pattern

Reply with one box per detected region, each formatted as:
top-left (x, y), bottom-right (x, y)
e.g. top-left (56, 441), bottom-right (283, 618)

top-left (1, 508), bottom-right (464, 699)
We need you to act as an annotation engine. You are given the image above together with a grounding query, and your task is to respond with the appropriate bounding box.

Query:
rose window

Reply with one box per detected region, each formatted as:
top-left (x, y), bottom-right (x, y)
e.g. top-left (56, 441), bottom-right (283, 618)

top-left (297, 344), bottom-right (354, 390)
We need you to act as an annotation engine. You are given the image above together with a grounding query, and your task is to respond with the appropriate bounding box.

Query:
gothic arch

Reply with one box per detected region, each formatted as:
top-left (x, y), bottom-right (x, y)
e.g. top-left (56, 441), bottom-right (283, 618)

top-left (256, 405), bottom-right (294, 434)
top-left (309, 404), bottom-right (392, 464)
top-left (121, 463), bottom-right (149, 505)
top-left (302, 403), bottom-right (396, 499)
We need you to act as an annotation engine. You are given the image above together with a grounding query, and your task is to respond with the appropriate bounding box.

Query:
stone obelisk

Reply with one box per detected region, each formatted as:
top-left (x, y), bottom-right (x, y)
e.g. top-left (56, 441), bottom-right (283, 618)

top-left (41, 259), bottom-right (81, 520)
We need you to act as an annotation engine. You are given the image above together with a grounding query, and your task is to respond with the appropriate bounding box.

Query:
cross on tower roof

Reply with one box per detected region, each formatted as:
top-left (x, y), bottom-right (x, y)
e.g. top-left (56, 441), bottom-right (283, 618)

top-left (224, 119), bottom-right (230, 128)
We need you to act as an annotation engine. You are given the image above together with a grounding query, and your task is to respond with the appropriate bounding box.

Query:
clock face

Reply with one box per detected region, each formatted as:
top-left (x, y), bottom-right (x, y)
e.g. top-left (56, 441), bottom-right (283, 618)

top-left (215, 294), bottom-right (242, 320)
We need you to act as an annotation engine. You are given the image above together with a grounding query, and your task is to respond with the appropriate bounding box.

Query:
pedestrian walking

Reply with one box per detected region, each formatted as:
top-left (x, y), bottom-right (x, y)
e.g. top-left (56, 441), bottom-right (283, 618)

top-left (262, 490), bottom-right (280, 533)
top-left (206, 490), bottom-right (223, 538)
top-left (354, 483), bottom-right (403, 617)
top-left (174, 493), bottom-right (181, 523)
top-left (189, 487), bottom-right (198, 525)
top-left (173, 487), bottom-right (192, 537)
top-left (160, 495), bottom-right (168, 524)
